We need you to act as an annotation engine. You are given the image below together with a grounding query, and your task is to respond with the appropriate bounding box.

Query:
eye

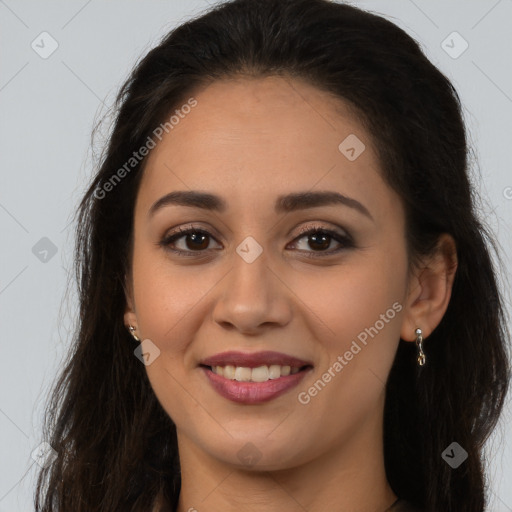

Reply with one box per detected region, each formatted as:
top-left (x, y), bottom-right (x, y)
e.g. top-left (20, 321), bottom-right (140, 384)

top-left (288, 225), bottom-right (353, 258)
top-left (159, 226), bottom-right (221, 254)
top-left (158, 223), bottom-right (354, 258)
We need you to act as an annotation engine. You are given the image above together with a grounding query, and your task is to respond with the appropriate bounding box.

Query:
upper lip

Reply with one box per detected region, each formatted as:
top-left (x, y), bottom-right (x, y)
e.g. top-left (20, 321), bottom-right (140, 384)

top-left (200, 351), bottom-right (313, 369)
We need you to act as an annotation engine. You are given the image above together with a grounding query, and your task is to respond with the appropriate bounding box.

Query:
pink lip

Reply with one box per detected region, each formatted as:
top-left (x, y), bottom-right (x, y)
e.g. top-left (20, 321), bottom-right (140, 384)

top-left (201, 366), bottom-right (312, 404)
top-left (200, 350), bottom-right (313, 369)
top-left (199, 351), bottom-right (313, 405)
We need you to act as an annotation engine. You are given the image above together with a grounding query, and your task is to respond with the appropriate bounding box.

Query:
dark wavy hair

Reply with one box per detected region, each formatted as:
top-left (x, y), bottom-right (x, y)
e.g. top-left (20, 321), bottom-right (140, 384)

top-left (35, 0), bottom-right (510, 511)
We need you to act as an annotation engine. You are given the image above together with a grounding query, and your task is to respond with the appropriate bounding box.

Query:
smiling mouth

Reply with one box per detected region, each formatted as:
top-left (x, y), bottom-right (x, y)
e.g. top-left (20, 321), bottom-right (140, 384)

top-left (200, 364), bottom-right (313, 383)
top-left (200, 362), bottom-right (313, 404)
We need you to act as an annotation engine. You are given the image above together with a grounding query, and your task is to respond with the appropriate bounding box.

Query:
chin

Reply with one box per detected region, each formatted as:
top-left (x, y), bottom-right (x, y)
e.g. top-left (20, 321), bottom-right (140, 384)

top-left (202, 431), bottom-right (313, 471)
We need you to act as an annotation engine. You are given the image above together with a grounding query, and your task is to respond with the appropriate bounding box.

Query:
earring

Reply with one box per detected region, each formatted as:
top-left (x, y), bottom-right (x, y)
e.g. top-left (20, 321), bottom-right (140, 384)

top-left (128, 325), bottom-right (140, 342)
top-left (415, 328), bottom-right (426, 366)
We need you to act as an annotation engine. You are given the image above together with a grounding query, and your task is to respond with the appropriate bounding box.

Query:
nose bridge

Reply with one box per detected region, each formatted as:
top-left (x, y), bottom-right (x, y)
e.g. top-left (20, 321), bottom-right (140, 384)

top-left (212, 236), bottom-right (292, 332)
top-left (232, 239), bottom-right (272, 298)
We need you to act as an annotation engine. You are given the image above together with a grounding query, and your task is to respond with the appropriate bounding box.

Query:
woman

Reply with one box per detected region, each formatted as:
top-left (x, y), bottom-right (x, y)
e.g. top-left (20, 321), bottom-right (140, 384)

top-left (35, 0), bottom-right (510, 511)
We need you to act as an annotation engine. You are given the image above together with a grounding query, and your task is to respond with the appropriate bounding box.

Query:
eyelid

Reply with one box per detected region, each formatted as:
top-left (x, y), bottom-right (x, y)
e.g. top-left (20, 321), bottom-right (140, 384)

top-left (293, 222), bottom-right (350, 239)
top-left (162, 223), bottom-right (222, 243)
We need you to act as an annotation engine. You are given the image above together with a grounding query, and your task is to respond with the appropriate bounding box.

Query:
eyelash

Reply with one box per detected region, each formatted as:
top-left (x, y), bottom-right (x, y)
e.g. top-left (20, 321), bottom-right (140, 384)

top-left (158, 224), bottom-right (354, 259)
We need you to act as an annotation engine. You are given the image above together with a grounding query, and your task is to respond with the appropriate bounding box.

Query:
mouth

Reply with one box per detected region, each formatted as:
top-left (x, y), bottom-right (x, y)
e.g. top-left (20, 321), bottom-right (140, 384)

top-left (199, 363), bottom-right (312, 382)
top-left (199, 351), bottom-right (314, 404)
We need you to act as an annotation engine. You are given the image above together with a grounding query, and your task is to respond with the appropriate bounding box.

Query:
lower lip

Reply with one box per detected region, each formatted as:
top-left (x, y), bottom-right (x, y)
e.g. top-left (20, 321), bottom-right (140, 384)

top-left (201, 366), bottom-right (311, 404)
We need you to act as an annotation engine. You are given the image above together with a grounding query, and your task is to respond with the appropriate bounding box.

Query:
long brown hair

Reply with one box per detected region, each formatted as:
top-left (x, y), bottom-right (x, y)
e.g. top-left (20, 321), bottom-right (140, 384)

top-left (35, 1), bottom-right (510, 511)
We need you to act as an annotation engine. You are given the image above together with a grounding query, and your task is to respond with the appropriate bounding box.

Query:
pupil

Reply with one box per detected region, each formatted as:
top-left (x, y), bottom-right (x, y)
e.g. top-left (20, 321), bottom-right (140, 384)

top-left (309, 233), bottom-right (329, 250)
top-left (187, 233), bottom-right (209, 250)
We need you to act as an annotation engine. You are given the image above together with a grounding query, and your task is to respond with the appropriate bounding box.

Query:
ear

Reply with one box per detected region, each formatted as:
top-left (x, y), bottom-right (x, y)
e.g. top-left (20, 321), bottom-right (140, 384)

top-left (400, 233), bottom-right (458, 341)
top-left (123, 272), bottom-right (138, 330)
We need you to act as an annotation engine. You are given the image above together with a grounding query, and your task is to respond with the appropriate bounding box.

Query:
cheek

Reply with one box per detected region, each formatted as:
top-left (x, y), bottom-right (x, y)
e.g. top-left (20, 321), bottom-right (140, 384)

top-left (288, 253), bottom-right (407, 439)
top-left (290, 251), bottom-right (408, 355)
top-left (133, 248), bottom-right (224, 358)
top-left (131, 247), bottom-right (205, 351)
top-left (130, 250), bottom-right (213, 423)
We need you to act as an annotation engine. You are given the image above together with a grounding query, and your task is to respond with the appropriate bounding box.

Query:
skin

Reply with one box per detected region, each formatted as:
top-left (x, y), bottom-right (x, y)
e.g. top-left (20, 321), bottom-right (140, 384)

top-left (124, 75), bottom-right (457, 512)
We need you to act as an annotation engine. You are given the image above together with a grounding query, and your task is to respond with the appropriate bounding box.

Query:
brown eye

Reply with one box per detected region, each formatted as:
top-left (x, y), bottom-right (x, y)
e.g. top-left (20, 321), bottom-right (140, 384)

top-left (181, 231), bottom-right (210, 251)
top-left (304, 231), bottom-right (332, 251)
top-left (159, 225), bottom-right (353, 258)
top-left (289, 227), bottom-right (353, 256)
top-left (160, 228), bottom-right (220, 253)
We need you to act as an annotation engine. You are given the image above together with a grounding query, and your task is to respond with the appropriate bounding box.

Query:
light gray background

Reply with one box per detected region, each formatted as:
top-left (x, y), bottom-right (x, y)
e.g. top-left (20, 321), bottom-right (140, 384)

top-left (1, 0), bottom-right (511, 510)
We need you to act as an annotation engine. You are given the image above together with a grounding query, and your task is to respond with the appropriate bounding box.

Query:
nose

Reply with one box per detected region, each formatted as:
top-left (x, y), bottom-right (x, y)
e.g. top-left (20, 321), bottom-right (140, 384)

top-left (211, 247), bottom-right (293, 335)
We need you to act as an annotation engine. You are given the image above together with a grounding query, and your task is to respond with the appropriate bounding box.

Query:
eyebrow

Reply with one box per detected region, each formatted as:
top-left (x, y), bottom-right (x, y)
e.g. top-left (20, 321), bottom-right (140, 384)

top-left (147, 190), bottom-right (373, 220)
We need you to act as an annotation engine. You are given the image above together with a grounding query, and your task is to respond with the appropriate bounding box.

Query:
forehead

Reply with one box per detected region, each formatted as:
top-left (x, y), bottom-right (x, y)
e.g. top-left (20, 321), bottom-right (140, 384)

top-left (136, 75), bottom-right (397, 220)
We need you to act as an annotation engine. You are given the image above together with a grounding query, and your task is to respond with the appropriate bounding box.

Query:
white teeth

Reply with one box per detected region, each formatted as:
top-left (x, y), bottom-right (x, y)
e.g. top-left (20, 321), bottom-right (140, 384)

top-left (210, 364), bottom-right (302, 382)
top-left (268, 365), bottom-right (282, 379)
top-left (251, 365), bottom-right (269, 382)
top-left (234, 367), bottom-right (252, 382)
top-left (223, 365), bottom-right (235, 379)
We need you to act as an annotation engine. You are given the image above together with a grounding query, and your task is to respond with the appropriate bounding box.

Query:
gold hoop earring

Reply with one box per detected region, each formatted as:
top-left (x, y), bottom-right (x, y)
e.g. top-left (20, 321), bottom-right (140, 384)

top-left (415, 328), bottom-right (426, 366)
top-left (128, 325), bottom-right (140, 342)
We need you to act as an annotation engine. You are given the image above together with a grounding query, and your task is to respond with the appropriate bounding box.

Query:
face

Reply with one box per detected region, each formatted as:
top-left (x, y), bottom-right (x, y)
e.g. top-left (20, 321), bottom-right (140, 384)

top-left (124, 75), bottom-right (411, 471)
